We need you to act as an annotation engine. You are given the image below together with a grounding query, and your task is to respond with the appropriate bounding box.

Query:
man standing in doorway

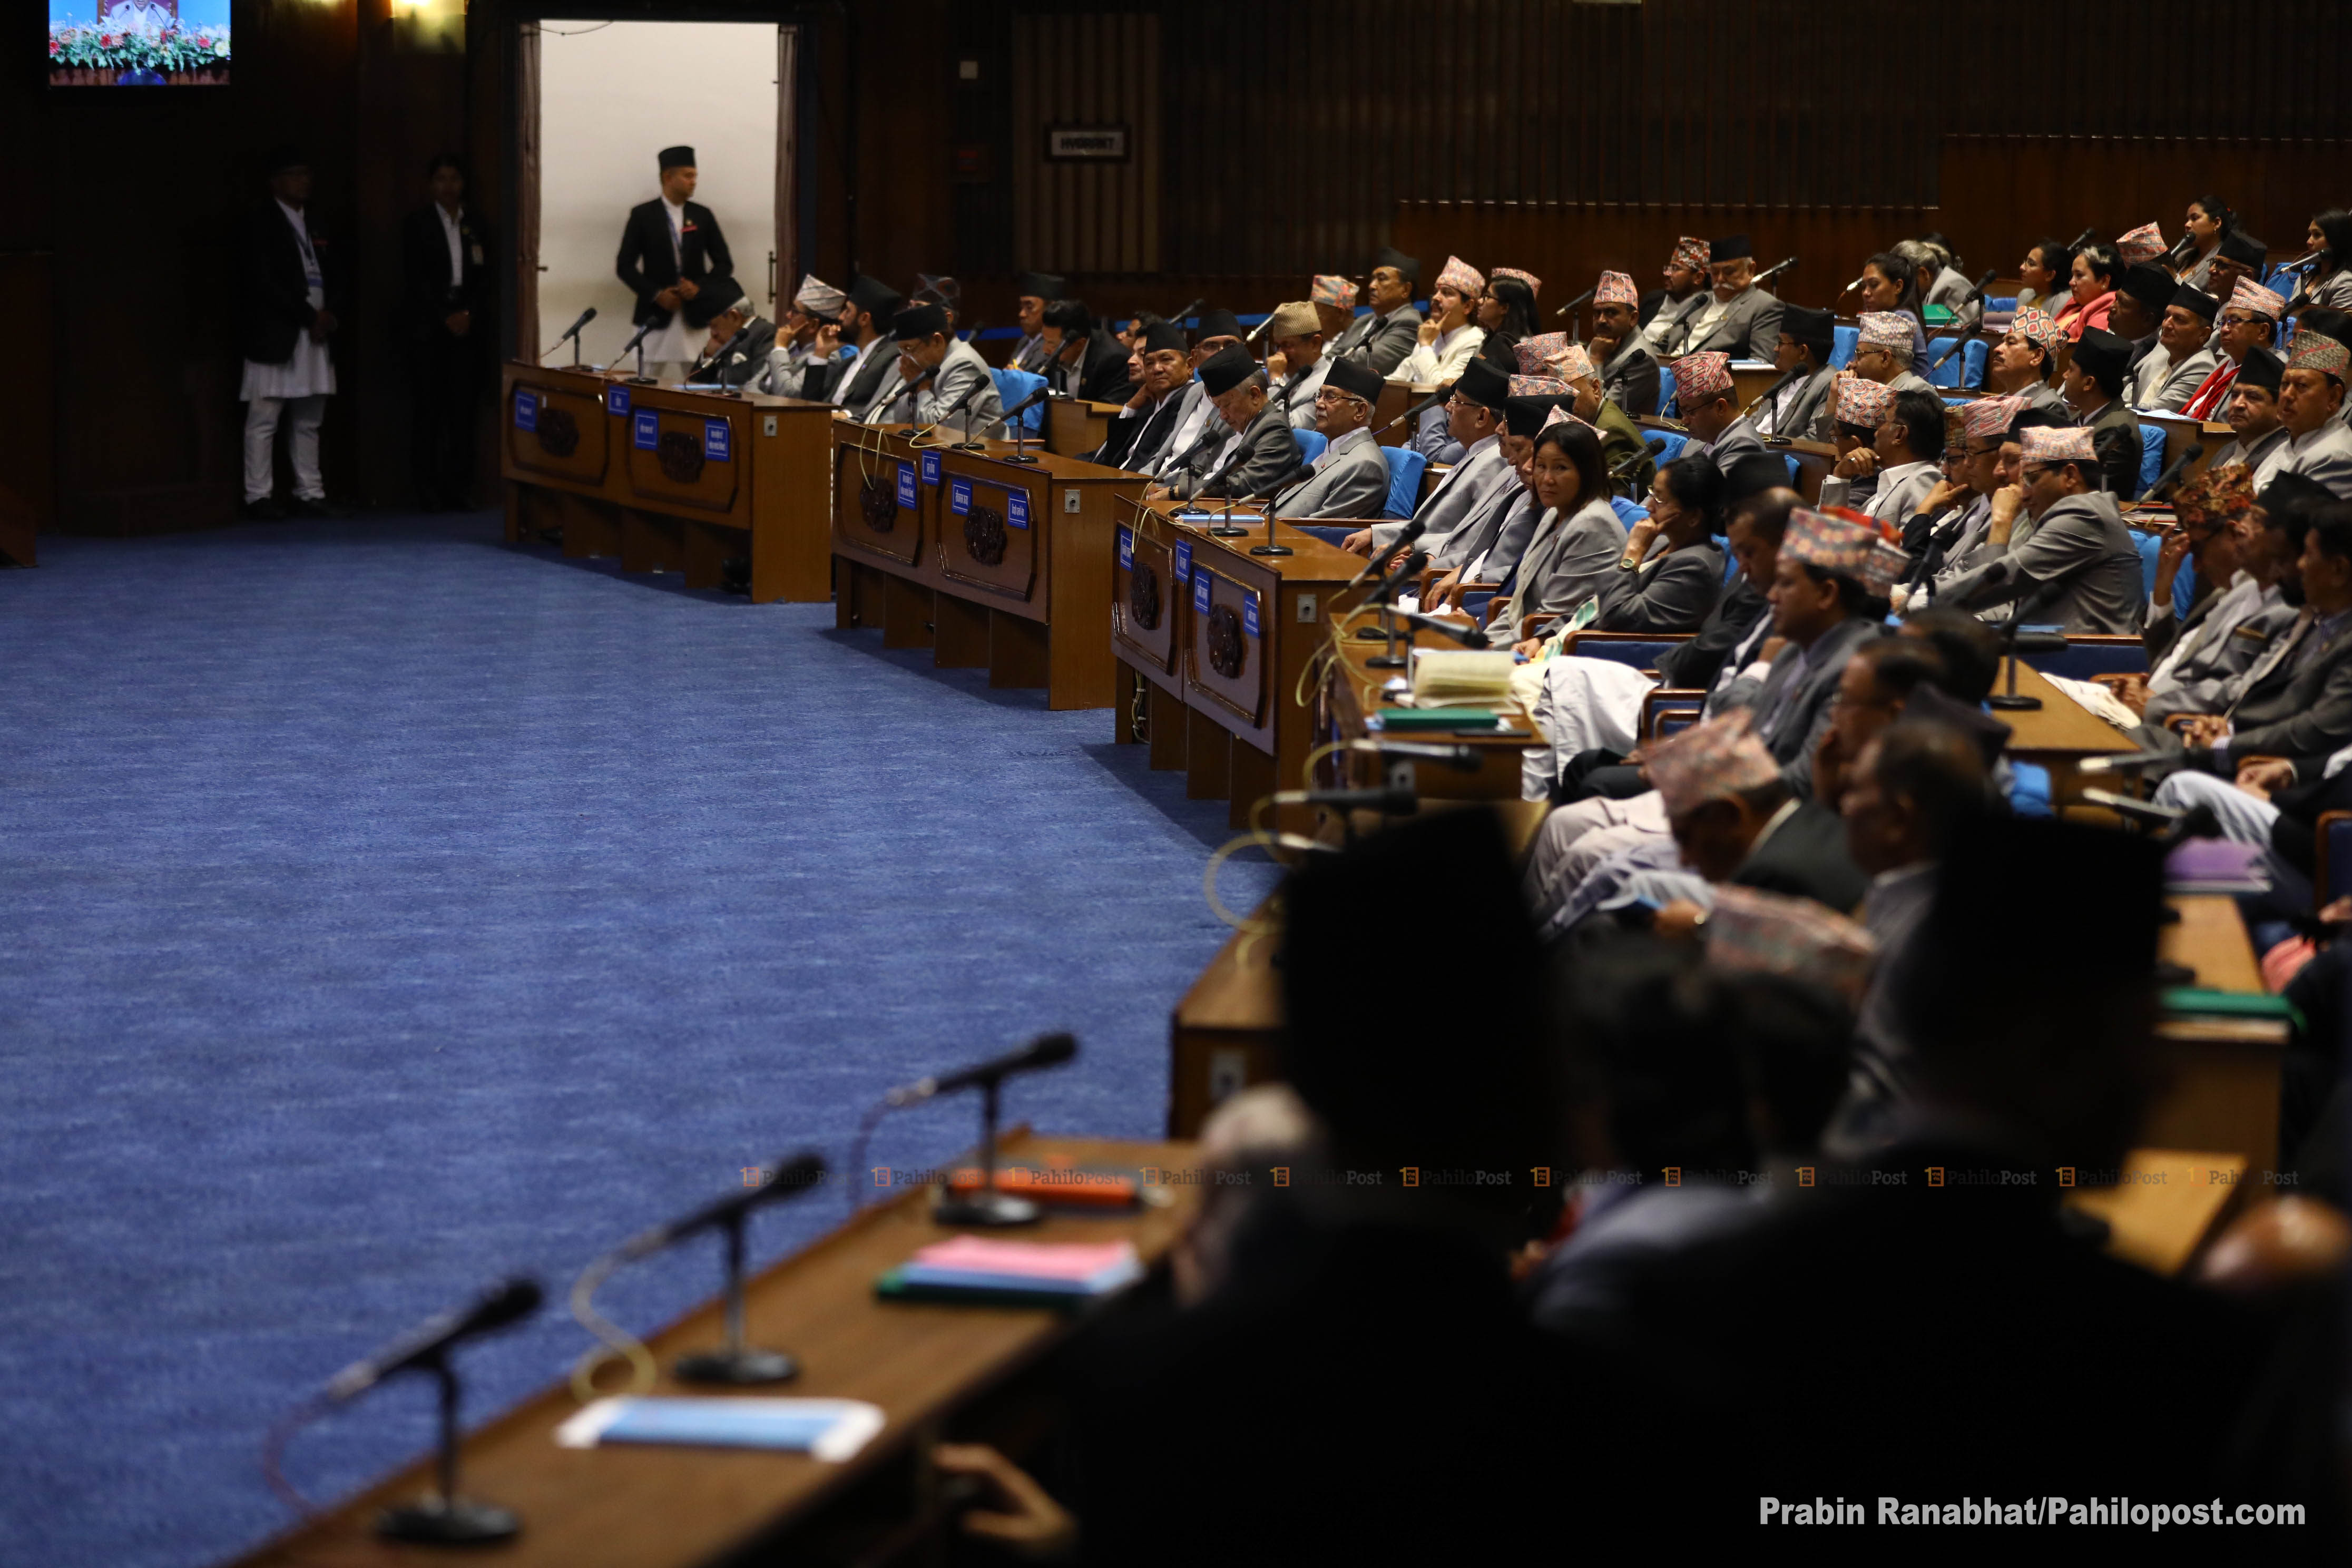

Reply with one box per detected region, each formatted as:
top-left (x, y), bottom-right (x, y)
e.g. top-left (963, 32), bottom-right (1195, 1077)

top-left (401, 152), bottom-right (493, 512)
top-left (239, 145), bottom-right (342, 520)
top-left (614, 145), bottom-right (735, 383)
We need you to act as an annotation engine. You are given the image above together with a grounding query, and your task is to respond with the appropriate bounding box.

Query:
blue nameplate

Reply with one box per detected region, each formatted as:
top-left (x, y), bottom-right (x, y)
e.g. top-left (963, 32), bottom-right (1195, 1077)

top-left (606, 384), bottom-right (630, 417)
top-left (921, 450), bottom-right (943, 486)
top-left (1193, 569), bottom-right (1212, 613)
top-left (1174, 540), bottom-right (1192, 583)
top-left (949, 477), bottom-right (973, 516)
top-left (634, 409), bottom-right (659, 450)
top-left (1007, 492), bottom-right (1030, 530)
top-left (896, 463), bottom-right (917, 508)
top-left (1118, 526), bottom-right (1134, 568)
top-left (704, 419), bottom-right (731, 462)
top-left (1243, 593), bottom-right (1260, 638)
top-left (514, 389), bottom-right (538, 431)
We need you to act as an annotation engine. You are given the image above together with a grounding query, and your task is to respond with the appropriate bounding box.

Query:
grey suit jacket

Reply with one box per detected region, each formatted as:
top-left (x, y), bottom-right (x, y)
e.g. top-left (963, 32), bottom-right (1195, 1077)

top-left (1491, 497), bottom-right (1626, 634)
top-left (1173, 406), bottom-right (1302, 501)
top-left (1598, 339), bottom-right (1662, 421)
top-left (2083, 398), bottom-right (2143, 497)
top-left (2206, 426), bottom-right (2289, 482)
top-left (1640, 291), bottom-right (1707, 355)
top-left (1368, 436), bottom-right (1514, 553)
top-left (2015, 383), bottom-right (2072, 420)
top-left (1150, 383), bottom-right (1228, 478)
top-left (2204, 609), bottom-right (2352, 767)
top-left (1936, 491), bottom-right (2147, 634)
top-left (1756, 366), bottom-right (1839, 442)
top-left (1673, 287), bottom-right (1783, 361)
top-left (1329, 306), bottom-right (1420, 379)
top-left (1592, 541), bottom-right (1724, 635)
top-left (2135, 346), bottom-right (2219, 414)
top-left (1273, 427), bottom-right (1391, 520)
top-left (869, 339), bottom-right (1005, 437)
top-left (1698, 417), bottom-right (1768, 473)
top-left (2144, 592), bottom-right (2291, 722)
top-left (1747, 614), bottom-right (1884, 799)
top-left (1429, 475), bottom-right (1528, 572)
top-left (2279, 420), bottom-right (2352, 499)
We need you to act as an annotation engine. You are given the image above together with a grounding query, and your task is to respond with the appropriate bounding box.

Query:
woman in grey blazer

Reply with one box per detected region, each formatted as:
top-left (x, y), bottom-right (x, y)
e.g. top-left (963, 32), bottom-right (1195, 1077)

top-left (1587, 455), bottom-right (1727, 635)
top-left (1486, 419), bottom-right (1626, 643)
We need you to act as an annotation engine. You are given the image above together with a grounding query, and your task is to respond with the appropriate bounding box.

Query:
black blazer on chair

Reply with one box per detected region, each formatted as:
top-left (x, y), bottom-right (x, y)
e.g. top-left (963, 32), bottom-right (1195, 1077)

top-left (614, 198), bottom-right (733, 331)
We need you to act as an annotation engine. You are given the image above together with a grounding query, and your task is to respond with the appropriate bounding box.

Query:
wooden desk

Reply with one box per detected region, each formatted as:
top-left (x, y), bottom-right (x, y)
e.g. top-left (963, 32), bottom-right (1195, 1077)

top-left (1112, 498), bottom-right (1368, 830)
top-left (1046, 398), bottom-right (1120, 458)
top-left (831, 425), bottom-right (1144, 710)
top-left (229, 1133), bottom-right (1196, 1568)
top-left (2064, 1149), bottom-right (2249, 1277)
top-left (2140, 410), bottom-right (2232, 487)
top-left (499, 364), bottom-right (835, 603)
top-left (1167, 803), bottom-right (1550, 1136)
top-left (1325, 624), bottom-right (1544, 801)
top-left (2147, 893), bottom-right (2285, 1172)
top-left (1994, 658), bottom-right (2137, 802)
top-left (1727, 361), bottom-right (1781, 413)
top-left (1372, 383), bottom-right (1440, 448)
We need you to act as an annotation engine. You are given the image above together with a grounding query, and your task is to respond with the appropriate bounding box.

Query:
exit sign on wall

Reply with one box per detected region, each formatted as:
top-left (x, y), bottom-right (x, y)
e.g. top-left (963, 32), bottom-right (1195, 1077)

top-left (1045, 125), bottom-right (1129, 162)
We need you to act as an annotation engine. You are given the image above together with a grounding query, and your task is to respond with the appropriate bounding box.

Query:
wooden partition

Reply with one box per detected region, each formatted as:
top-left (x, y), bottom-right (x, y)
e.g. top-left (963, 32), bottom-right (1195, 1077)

top-left (1392, 202), bottom-right (1935, 318)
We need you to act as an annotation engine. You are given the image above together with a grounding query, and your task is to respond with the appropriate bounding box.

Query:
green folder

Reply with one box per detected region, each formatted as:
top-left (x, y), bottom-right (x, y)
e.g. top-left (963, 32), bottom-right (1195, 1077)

top-left (1372, 708), bottom-right (1503, 733)
top-left (873, 1268), bottom-right (1090, 1311)
top-left (2160, 988), bottom-right (2302, 1031)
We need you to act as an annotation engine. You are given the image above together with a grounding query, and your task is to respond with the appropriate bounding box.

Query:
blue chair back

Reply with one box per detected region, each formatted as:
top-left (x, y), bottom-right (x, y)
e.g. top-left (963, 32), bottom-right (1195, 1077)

top-left (1830, 324), bottom-right (1859, 369)
top-left (2138, 425), bottom-right (2165, 494)
top-left (990, 368), bottom-right (1047, 433)
top-left (1988, 296), bottom-right (2018, 312)
top-left (1924, 337), bottom-right (1991, 390)
top-left (1460, 591), bottom-right (1496, 623)
top-left (1609, 497), bottom-right (1648, 530)
top-left (1291, 524), bottom-right (1356, 548)
top-left (1782, 454), bottom-right (1801, 487)
top-left (1579, 638), bottom-right (1686, 670)
top-left (1655, 364), bottom-right (1677, 417)
top-left (2130, 527), bottom-right (2163, 600)
top-left (1380, 446), bottom-right (1428, 519)
top-left (1292, 429), bottom-right (1328, 465)
top-left (1642, 430), bottom-right (1688, 466)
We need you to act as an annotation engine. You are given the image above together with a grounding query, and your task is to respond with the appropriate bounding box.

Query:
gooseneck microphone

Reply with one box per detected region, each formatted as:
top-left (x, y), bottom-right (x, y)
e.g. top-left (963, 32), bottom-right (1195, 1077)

top-left (542, 306), bottom-right (598, 364)
top-left (615, 1153), bottom-right (828, 1263)
top-left (1378, 388), bottom-right (1448, 436)
top-left (324, 1278), bottom-right (544, 1405)
top-left (2137, 444), bottom-right (2206, 504)
top-left (884, 1033), bottom-right (1079, 1108)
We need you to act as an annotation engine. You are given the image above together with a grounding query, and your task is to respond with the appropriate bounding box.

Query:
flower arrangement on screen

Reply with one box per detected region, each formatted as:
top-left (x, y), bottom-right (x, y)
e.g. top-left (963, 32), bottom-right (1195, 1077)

top-left (48, 24), bottom-right (231, 77)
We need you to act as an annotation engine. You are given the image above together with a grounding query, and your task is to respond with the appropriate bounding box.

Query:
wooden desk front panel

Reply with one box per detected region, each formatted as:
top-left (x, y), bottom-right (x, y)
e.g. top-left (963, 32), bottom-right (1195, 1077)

top-left (1046, 399), bottom-right (1116, 457)
top-left (621, 396), bottom-right (744, 518)
top-left (936, 465), bottom-right (1043, 608)
top-left (1174, 521), bottom-right (1364, 762)
top-left (832, 426), bottom-right (932, 573)
top-left (1113, 503), bottom-right (1184, 692)
top-left (505, 368), bottom-right (613, 489)
top-left (1185, 555), bottom-right (1272, 738)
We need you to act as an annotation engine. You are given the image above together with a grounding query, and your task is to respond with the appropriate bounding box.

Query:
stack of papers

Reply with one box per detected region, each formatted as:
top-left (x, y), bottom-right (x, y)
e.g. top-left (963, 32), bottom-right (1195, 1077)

top-left (1409, 649), bottom-right (1517, 705)
top-left (556, 1397), bottom-right (885, 1461)
top-left (875, 1237), bottom-right (1143, 1308)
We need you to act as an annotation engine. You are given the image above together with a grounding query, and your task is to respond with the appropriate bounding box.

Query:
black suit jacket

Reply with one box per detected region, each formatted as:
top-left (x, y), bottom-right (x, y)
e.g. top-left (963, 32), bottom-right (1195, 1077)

top-left (1054, 328), bottom-right (1134, 404)
top-left (399, 204), bottom-right (493, 344)
top-left (693, 316), bottom-right (778, 388)
top-left (1730, 799), bottom-right (1868, 913)
top-left (614, 198), bottom-right (733, 330)
top-left (1654, 576), bottom-right (1767, 691)
top-left (1091, 390), bottom-right (1184, 471)
top-left (2085, 397), bottom-right (2142, 497)
top-left (239, 199), bottom-right (342, 366)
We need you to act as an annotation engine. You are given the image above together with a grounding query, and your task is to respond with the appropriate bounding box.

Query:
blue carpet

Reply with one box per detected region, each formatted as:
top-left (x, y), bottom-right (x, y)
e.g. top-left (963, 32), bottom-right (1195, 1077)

top-left (0, 514), bottom-right (1279, 1568)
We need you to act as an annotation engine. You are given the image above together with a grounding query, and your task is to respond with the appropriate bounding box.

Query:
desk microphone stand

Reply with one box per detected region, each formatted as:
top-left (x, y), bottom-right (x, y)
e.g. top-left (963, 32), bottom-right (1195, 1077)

top-left (1002, 401), bottom-right (1043, 464)
top-left (674, 1210), bottom-right (799, 1385)
top-left (375, 1356), bottom-right (519, 1545)
top-left (935, 1077), bottom-right (1040, 1228)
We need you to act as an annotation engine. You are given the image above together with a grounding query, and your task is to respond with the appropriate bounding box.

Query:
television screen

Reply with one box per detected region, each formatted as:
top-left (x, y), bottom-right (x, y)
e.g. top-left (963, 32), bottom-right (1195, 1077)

top-left (50, 1), bottom-right (229, 87)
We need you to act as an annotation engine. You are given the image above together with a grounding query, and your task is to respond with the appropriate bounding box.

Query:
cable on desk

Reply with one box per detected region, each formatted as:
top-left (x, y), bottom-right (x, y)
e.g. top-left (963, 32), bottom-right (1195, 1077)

top-left (261, 1395), bottom-right (328, 1521)
top-left (567, 1250), bottom-right (659, 1403)
top-left (842, 1093), bottom-right (896, 1217)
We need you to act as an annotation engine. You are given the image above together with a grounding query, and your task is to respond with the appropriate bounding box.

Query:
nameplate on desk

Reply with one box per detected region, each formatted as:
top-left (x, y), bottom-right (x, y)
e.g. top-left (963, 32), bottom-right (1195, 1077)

top-left (1193, 568), bottom-right (1212, 613)
top-left (1243, 592), bottom-right (1260, 639)
top-left (606, 384), bottom-right (630, 417)
top-left (1118, 525), bottom-right (1134, 567)
top-left (1007, 492), bottom-right (1030, 530)
top-left (704, 418), bottom-right (732, 462)
top-left (1174, 540), bottom-right (1192, 583)
top-left (514, 389), bottom-right (538, 432)
top-left (896, 463), bottom-right (918, 508)
top-left (634, 409), bottom-right (659, 450)
top-left (921, 449), bottom-right (943, 486)
top-left (949, 476), bottom-right (973, 516)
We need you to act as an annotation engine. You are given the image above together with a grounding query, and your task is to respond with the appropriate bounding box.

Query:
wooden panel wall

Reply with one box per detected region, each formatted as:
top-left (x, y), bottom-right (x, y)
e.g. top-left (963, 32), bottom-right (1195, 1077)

top-left (1011, 13), bottom-right (1160, 276)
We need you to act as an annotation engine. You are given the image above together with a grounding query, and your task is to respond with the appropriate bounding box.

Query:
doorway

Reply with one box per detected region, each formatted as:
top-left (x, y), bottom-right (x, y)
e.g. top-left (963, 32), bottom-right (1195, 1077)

top-left (526, 19), bottom-right (797, 369)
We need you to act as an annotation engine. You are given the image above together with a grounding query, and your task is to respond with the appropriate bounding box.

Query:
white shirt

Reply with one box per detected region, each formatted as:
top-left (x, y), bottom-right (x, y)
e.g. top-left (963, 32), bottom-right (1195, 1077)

top-left (1676, 290), bottom-right (1737, 354)
top-left (661, 195), bottom-right (687, 266)
top-left (829, 334), bottom-right (886, 408)
top-left (1390, 324), bottom-right (1487, 385)
top-left (436, 204), bottom-right (464, 287)
top-left (1154, 382), bottom-right (1221, 476)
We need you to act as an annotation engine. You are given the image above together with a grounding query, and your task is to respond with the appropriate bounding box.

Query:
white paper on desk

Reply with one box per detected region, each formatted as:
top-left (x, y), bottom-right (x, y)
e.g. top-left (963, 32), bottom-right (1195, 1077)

top-left (555, 1397), bottom-right (886, 1462)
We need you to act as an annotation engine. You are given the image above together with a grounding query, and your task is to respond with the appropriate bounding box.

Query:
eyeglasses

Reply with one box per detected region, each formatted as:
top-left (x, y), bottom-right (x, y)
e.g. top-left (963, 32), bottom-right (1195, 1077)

top-left (1312, 388), bottom-right (1369, 411)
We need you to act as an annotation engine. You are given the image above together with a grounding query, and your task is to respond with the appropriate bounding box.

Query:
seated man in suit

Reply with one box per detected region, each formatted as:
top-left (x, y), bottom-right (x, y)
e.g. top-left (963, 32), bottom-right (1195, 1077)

top-left (2106, 261), bottom-right (2174, 379)
top-left (2060, 328), bottom-right (2145, 496)
top-left (2275, 311), bottom-right (2352, 499)
top-left (2181, 278), bottom-right (2286, 422)
top-left (1090, 319), bottom-right (1193, 472)
top-left (683, 291), bottom-right (774, 388)
top-left (1674, 351), bottom-right (1766, 472)
top-left (1341, 356), bottom-right (1516, 558)
top-left (1753, 303), bottom-right (1839, 441)
top-left (1039, 299), bottom-right (1134, 404)
top-left (1271, 356), bottom-right (1391, 520)
top-left (1931, 424), bottom-right (2146, 633)
top-left (1144, 309), bottom-right (1250, 481)
top-left (1640, 236), bottom-right (1712, 355)
top-left (760, 273), bottom-right (847, 399)
top-left (1261, 301), bottom-right (1334, 429)
top-left (1587, 270), bottom-right (1662, 419)
top-left (1665, 233), bottom-right (1781, 361)
top-left (1324, 249), bottom-right (1422, 377)
top-left (1848, 310), bottom-right (1937, 397)
top-left (867, 303), bottom-right (1003, 437)
top-left (614, 145), bottom-right (733, 383)
top-left (2130, 285), bottom-right (2221, 413)
top-left (1007, 268), bottom-right (1067, 373)
top-left (1895, 394), bottom-right (2022, 569)
top-left (1983, 305), bottom-right (2074, 419)
top-left (1148, 345), bottom-right (1302, 504)
top-left (830, 274), bottom-right (907, 418)
top-left (1818, 387), bottom-right (1944, 527)
top-left (2207, 344), bottom-right (2292, 485)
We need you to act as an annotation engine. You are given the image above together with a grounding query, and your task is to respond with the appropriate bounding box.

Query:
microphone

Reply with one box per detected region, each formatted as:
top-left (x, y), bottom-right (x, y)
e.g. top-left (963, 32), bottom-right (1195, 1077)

top-left (1366, 547), bottom-right (1430, 609)
top-left (1170, 298), bottom-right (1207, 330)
top-left (687, 323), bottom-right (753, 384)
top-left (2136, 443), bottom-right (2204, 504)
top-left (1738, 365), bottom-right (1805, 423)
top-left (1928, 270), bottom-right (2002, 372)
top-left (1550, 286), bottom-right (1597, 319)
top-left (2277, 248), bottom-right (2325, 275)
top-left (2164, 233), bottom-right (2200, 269)
top-left (1342, 515), bottom-right (1427, 590)
top-left (2065, 228), bottom-right (2098, 251)
top-left (1269, 785), bottom-right (1419, 816)
top-left (1347, 738), bottom-right (1482, 771)
top-left (1245, 310), bottom-right (1276, 345)
top-left (541, 306), bottom-right (597, 361)
top-left (615, 1152), bottom-right (827, 1262)
top-left (615, 317), bottom-right (658, 363)
top-left (1751, 257), bottom-right (1797, 287)
top-left (1378, 388), bottom-right (1448, 436)
top-left (885, 1033), bottom-right (1077, 1108)
top-left (1001, 382), bottom-right (1052, 422)
top-left (1391, 606), bottom-right (1492, 648)
top-left (1838, 273), bottom-right (1870, 298)
top-left (323, 1278), bottom-right (543, 1404)
top-left (863, 360), bottom-right (937, 425)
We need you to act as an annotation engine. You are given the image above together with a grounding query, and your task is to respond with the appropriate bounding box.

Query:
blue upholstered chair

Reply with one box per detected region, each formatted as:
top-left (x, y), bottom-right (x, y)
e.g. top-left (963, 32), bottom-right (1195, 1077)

top-left (2137, 425), bottom-right (2166, 496)
top-left (1830, 324), bottom-right (1859, 370)
top-left (989, 368), bottom-right (1047, 434)
top-left (1381, 446), bottom-right (1428, 519)
top-left (1642, 430), bottom-right (1688, 466)
top-left (1293, 430), bottom-right (1328, 465)
top-left (1655, 364), bottom-right (1678, 417)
